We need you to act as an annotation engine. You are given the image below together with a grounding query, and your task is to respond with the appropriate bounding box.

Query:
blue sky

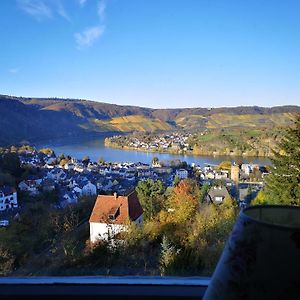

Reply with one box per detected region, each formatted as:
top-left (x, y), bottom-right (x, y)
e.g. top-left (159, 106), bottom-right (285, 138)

top-left (1, 0), bottom-right (300, 108)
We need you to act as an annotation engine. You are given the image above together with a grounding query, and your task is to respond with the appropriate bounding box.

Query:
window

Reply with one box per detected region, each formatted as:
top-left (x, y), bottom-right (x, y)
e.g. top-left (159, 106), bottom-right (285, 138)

top-left (0, 1), bottom-right (297, 299)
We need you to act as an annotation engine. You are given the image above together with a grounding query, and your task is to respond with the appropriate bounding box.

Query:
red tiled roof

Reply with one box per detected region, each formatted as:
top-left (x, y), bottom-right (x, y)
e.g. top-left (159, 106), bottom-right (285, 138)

top-left (89, 191), bottom-right (143, 225)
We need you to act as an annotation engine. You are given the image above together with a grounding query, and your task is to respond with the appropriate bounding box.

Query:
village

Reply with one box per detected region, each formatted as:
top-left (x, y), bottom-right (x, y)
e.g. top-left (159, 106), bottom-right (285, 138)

top-left (105, 132), bottom-right (194, 153)
top-left (0, 145), bottom-right (269, 232)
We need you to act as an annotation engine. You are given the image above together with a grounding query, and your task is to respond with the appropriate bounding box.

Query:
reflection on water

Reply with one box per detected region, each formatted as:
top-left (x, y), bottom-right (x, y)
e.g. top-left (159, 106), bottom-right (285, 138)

top-left (35, 135), bottom-right (271, 167)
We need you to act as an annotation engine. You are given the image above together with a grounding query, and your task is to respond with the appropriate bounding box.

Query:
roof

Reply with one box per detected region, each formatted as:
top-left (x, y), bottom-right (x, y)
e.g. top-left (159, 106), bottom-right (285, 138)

top-left (207, 186), bottom-right (230, 200)
top-left (0, 186), bottom-right (17, 196)
top-left (89, 191), bottom-right (143, 225)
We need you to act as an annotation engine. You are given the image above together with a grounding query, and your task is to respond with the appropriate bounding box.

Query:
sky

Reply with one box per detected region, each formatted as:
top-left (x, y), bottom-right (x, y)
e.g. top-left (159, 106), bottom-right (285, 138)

top-left (1, 0), bottom-right (300, 108)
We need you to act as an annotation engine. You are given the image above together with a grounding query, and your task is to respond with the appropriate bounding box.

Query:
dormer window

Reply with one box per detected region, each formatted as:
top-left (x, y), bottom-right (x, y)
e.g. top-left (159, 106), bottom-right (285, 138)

top-left (108, 207), bottom-right (120, 222)
top-left (108, 214), bottom-right (115, 221)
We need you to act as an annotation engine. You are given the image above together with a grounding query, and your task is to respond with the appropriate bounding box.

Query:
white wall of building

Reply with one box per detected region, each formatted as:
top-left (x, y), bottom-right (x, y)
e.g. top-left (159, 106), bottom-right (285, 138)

top-left (90, 222), bottom-right (125, 243)
top-left (176, 169), bottom-right (188, 179)
top-left (90, 215), bottom-right (143, 243)
top-left (0, 191), bottom-right (18, 211)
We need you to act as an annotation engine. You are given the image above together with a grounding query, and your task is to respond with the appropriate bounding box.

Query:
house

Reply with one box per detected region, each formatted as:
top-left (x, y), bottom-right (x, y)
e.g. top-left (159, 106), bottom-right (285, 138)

top-left (60, 191), bottom-right (78, 207)
top-left (41, 178), bottom-right (56, 192)
top-left (73, 186), bottom-right (83, 196)
top-left (215, 170), bottom-right (228, 180)
top-left (241, 164), bottom-right (252, 176)
top-left (102, 179), bottom-right (113, 192)
top-left (99, 167), bottom-right (110, 175)
top-left (137, 169), bottom-right (151, 178)
top-left (64, 163), bottom-right (75, 170)
top-left (47, 168), bottom-right (66, 181)
top-left (89, 191), bottom-right (143, 243)
top-left (206, 172), bottom-right (215, 180)
top-left (206, 186), bottom-right (231, 204)
top-left (153, 167), bottom-right (173, 175)
top-left (74, 163), bottom-right (85, 173)
top-left (45, 157), bottom-right (56, 165)
top-left (0, 186), bottom-right (18, 211)
top-left (18, 179), bottom-right (41, 195)
top-left (175, 169), bottom-right (188, 179)
top-left (82, 181), bottom-right (97, 196)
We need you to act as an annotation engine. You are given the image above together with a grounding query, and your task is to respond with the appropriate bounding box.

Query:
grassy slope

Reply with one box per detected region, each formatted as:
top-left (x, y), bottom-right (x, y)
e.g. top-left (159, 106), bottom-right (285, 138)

top-left (97, 115), bottom-right (173, 132)
top-left (189, 128), bottom-right (281, 156)
top-left (176, 112), bottom-right (296, 131)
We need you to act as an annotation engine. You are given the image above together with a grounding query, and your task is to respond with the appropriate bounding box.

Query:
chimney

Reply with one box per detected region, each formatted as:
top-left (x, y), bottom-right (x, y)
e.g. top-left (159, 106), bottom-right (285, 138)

top-left (114, 192), bottom-right (117, 199)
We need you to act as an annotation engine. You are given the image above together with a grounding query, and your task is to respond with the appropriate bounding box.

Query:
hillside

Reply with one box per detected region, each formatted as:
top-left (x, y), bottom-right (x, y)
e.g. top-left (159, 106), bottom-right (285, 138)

top-left (0, 94), bottom-right (299, 145)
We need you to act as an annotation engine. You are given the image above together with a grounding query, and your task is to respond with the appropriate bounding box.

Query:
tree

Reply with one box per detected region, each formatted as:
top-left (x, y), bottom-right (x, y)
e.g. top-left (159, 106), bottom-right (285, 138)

top-left (199, 183), bottom-right (210, 203)
top-left (251, 190), bottom-right (268, 205)
top-left (167, 179), bottom-right (200, 224)
top-left (173, 175), bottom-right (180, 187)
top-left (0, 246), bottom-right (15, 275)
top-left (263, 115), bottom-right (300, 205)
top-left (0, 172), bottom-right (15, 186)
top-left (82, 156), bottom-right (90, 166)
top-left (0, 152), bottom-right (21, 177)
top-left (59, 158), bottom-right (68, 167)
top-left (98, 157), bottom-right (105, 165)
top-left (39, 148), bottom-right (54, 156)
top-left (59, 153), bottom-right (65, 160)
top-left (136, 179), bottom-right (165, 220)
top-left (159, 235), bottom-right (180, 275)
top-left (152, 157), bottom-right (159, 166)
top-left (218, 161), bottom-right (231, 171)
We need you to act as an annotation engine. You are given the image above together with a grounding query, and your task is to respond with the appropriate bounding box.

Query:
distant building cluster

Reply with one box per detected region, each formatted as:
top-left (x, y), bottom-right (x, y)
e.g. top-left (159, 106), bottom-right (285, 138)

top-left (109, 132), bottom-right (193, 152)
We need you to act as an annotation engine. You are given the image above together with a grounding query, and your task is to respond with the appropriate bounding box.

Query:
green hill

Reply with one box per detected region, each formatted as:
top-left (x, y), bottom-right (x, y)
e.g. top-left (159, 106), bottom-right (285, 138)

top-left (0, 94), bottom-right (299, 145)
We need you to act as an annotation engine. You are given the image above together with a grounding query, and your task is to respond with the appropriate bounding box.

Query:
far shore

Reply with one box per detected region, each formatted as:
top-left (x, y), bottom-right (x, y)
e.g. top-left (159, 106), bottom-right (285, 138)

top-left (104, 140), bottom-right (273, 159)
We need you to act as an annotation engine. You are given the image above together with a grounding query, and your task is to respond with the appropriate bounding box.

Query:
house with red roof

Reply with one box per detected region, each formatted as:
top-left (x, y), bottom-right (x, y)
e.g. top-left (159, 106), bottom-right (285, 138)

top-left (89, 191), bottom-right (143, 243)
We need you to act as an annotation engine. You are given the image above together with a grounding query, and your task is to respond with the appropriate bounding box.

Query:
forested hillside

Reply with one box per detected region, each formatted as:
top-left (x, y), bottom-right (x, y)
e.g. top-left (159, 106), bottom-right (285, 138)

top-left (0, 94), bottom-right (299, 145)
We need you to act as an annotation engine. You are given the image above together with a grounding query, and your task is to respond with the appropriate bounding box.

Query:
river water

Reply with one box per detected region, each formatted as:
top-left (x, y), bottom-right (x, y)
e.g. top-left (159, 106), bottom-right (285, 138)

top-left (35, 134), bottom-right (271, 167)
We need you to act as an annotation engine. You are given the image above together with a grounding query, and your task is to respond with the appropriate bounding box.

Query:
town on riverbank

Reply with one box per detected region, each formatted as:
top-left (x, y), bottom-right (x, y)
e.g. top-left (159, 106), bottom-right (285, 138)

top-left (1, 144), bottom-right (269, 223)
top-left (104, 129), bottom-right (279, 157)
top-left (0, 143), bottom-right (269, 276)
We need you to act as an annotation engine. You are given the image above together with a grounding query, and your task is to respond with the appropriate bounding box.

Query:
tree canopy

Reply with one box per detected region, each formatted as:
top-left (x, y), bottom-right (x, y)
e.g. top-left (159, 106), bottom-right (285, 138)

top-left (135, 179), bottom-right (165, 220)
top-left (260, 115), bottom-right (300, 205)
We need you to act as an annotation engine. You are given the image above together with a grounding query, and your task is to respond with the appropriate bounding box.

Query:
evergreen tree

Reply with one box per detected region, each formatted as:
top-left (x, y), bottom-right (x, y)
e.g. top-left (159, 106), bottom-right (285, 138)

top-left (263, 115), bottom-right (300, 205)
top-left (136, 179), bottom-right (165, 220)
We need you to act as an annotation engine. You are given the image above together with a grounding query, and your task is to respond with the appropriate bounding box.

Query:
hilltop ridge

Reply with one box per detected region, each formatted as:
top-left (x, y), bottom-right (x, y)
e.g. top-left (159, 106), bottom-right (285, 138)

top-left (1, 94), bottom-right (299, 145)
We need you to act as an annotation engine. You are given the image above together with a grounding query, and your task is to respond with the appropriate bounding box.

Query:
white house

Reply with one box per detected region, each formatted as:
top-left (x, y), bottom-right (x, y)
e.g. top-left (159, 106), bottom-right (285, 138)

top-left (82, 181), bottom-right (97, 196)
top-left (0, 186), bottom-right (18, 211)
top-left (64, 163), bottom-right (75, 170)
top-left (215, 170), bottom-right (228, 180)
top-left (241, 164), bottom-right (252, 176)
top-left (175, 169), bottom-right (188, 179)
top-left (74, 163), bottom-right (85, 173)
top-left (89, 191), bottom-right (143, 243)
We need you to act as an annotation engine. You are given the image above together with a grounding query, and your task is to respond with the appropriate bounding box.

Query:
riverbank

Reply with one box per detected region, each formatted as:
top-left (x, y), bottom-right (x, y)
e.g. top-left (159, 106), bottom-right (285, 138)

top-left (104, 138), bottom-right (273, 158)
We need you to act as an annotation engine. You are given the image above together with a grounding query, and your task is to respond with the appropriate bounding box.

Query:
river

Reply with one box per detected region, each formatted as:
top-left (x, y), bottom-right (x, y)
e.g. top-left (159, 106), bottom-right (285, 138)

top-left (34, 134), bottom-right (271, 167)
